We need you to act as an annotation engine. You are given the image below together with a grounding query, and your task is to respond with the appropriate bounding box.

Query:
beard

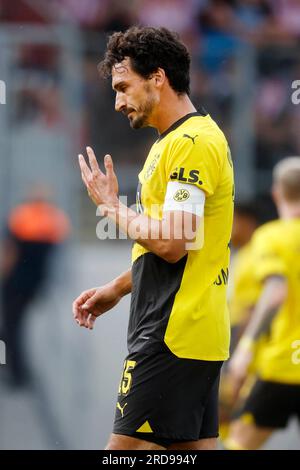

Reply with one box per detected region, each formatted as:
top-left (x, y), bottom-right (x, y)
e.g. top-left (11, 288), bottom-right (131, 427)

top-left (128, 91), bottom-right (156, 129)
top-left (129, 112), bottom-right (148, 129)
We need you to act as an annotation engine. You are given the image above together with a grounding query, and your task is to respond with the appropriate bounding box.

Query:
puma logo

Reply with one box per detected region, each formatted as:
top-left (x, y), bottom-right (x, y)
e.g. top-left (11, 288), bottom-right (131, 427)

top-left (183, 134), bottom-right (198, 144)
top-left (117, 402), bottom-right (127, 418)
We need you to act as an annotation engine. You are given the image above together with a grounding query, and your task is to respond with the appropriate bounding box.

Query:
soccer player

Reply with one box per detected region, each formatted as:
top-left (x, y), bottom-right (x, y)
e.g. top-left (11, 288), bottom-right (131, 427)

top-left (229, 202), bottom-right (261, 346)
top-left (219, 202), bottom-right (261, 439)
top-left (73, 27), bottom-right (234, 450)
top-left (225, 157), bottom-right (300, 450)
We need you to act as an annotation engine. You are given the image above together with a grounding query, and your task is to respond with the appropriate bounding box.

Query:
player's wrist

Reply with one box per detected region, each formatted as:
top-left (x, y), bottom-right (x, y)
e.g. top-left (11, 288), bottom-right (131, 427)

top-left (98, 197), bottom-right (120, 215)
top-left (112, 275), bottom-right (131, 297)
top-left (238, 336), bottom-right (255, 353)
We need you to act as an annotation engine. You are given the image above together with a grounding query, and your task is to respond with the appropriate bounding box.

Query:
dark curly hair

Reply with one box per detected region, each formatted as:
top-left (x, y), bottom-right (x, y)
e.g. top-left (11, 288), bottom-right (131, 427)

top-left (98, 26), bottom-right (191, 96)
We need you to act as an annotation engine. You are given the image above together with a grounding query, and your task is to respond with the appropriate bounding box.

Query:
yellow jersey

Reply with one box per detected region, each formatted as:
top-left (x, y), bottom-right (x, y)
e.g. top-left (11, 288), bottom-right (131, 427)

top-left (229, 243), bottom-right (261, 327)
top-left (251, 218), bottom-right (300, 384)
top-left (128, 111), bottom-right (234, 360)
top-left (228, 242), bottom-right (266, 372)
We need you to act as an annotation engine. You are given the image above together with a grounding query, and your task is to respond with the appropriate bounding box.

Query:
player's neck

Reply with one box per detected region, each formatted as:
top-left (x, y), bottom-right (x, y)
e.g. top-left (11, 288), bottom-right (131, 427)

top-left (278, 202), bottom-right (300, 219)
top-left (153, 94), bottom-right (197, 135)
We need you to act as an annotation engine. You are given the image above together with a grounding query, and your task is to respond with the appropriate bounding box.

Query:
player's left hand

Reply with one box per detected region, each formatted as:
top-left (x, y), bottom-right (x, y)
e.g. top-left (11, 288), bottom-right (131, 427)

top-left (228, 345), bottom-right (253, 399)
top-left (78, 146), bottom-right (119, 208)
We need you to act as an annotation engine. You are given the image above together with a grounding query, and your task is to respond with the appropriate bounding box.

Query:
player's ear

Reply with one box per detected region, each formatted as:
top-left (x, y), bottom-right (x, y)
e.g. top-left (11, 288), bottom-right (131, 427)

top-left (151, 68), bottom-right (166, 89)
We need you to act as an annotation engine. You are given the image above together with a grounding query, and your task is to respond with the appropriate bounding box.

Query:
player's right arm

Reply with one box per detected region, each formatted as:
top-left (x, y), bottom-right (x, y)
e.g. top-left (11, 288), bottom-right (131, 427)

top-left (228, 225), bottom-right (288, 395)
top-left (72, 269), bottom-right (132, 329)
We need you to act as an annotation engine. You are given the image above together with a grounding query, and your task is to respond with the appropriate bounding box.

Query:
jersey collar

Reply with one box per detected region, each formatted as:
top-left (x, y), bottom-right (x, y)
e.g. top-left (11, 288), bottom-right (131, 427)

top-left (157, 108), bottom-right (207, 143)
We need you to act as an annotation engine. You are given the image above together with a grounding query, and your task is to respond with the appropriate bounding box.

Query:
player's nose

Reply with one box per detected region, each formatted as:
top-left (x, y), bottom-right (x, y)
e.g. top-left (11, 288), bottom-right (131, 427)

top-left (115, 92), bottom-right (126, 112)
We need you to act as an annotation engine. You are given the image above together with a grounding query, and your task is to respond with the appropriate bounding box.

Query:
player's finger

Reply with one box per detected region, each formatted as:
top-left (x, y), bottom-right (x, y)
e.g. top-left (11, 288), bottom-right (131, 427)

top-left (73, 304), bottom-right (88, 326)
top-left (87, 314), bottom-right (97, 330)
top-left (81, 291), bottom-right (101, 312)
top-left (81, 170), bottom-right (89, 188)
top-left (86, 146), bottom-right (104, 175)
top-left (73, 307), bottom-right (85, 326)
top-left (79, 309), bottom-right (90, 327)
top-left (73, 290), bottom-right (92, 312)
top-left (78, 154), bottom-right (92, 182)
top-left (73, 298), bottom-right (83, 321)
top-left (104, 154), bottom-right (114, 179)
top-left (73, 290), bottom-right (96, 324)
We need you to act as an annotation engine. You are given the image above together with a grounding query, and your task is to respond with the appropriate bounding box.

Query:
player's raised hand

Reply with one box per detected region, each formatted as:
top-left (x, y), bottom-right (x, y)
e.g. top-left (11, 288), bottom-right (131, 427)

top-left (78, 146), bottom-right (119, 207)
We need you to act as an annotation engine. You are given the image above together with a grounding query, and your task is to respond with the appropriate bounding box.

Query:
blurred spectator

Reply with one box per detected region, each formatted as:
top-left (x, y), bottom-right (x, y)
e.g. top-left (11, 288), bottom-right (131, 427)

top-left (102, 1), bottom-right (137, 33)
top-left (0, 0), bottom-right (48, 24)
top-left (137, 0), bottom-right (200, 34)
top-left (234, 0), bottom-right (272, 45)
top-left (268, 0), bottom-right (300, 39)
top-left (1, 0), bottom-right (300, 224)
top-left (255, 76), bottom-right (297, 171)
top-left (197, 0), bottom-right (240, 73)
top-left (0, 186), bottom-right (70, 387)
top-left (53, 0), bottom-right (109, 29)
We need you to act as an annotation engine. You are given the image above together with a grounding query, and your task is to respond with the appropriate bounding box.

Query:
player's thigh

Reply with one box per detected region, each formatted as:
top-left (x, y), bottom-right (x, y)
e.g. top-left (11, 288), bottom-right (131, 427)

top-left (226, 419), bottom-right (274, 450)
top-left (106, 433), bottom-right (166, 450)
top-left (168, 437), bottom-right (217, 450)
top-left (226, 379), bottom-right (300, 449)
top-left (168, 377), bottom-right (221, 450)
top-left (114, 351), bottom-right (223, 446)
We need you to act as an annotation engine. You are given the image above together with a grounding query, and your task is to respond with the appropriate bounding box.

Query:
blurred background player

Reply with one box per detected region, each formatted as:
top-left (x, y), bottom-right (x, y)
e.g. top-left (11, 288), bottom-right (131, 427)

top-left (219, 201), bottom-right (262, 439)
top-left (0, 186), bottom-right (70, 387)
top-left (225, 157), bottom-right (300, 450)
top-left (229, 202), bottom-right (262, 347)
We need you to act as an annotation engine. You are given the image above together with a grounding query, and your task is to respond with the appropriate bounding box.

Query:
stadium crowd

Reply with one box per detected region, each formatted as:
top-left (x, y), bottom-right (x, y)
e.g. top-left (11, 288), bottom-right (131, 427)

top-left (1, 0), bottom-right (299, 201)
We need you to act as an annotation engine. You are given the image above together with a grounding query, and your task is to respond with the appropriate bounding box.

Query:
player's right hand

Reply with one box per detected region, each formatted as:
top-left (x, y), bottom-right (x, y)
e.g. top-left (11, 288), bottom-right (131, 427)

top-left (72, 283), bottom-right (122, 330)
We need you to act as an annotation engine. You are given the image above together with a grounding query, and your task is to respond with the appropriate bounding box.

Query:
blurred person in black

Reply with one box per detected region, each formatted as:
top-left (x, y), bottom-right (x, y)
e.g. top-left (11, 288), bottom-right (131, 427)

top-left (0, 186), bottom-right (70, 387)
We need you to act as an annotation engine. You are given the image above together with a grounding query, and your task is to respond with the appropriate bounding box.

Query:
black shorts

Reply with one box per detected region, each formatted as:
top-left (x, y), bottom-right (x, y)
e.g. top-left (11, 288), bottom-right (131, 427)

top-left (113, 350), bottom-right (223, 447)
top-left (236, 379), bottom-right (300, 429)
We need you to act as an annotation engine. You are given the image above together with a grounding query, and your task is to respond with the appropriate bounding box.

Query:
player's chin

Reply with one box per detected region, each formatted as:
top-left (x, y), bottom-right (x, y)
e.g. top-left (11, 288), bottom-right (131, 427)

top-left (129, 115), bottom-right (146, 129)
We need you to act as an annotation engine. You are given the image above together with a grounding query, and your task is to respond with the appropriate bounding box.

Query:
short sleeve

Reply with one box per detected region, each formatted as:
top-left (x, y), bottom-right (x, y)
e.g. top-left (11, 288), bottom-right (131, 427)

top-left (252, 229), bottom-right (287, 282)
top-left (165, 135), bottom-right (222, 196)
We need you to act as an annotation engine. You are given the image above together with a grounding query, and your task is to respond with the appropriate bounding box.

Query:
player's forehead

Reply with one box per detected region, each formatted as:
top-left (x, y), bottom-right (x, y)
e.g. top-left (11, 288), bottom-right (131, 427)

top-left (111, 58), bottom-right (137, 89)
